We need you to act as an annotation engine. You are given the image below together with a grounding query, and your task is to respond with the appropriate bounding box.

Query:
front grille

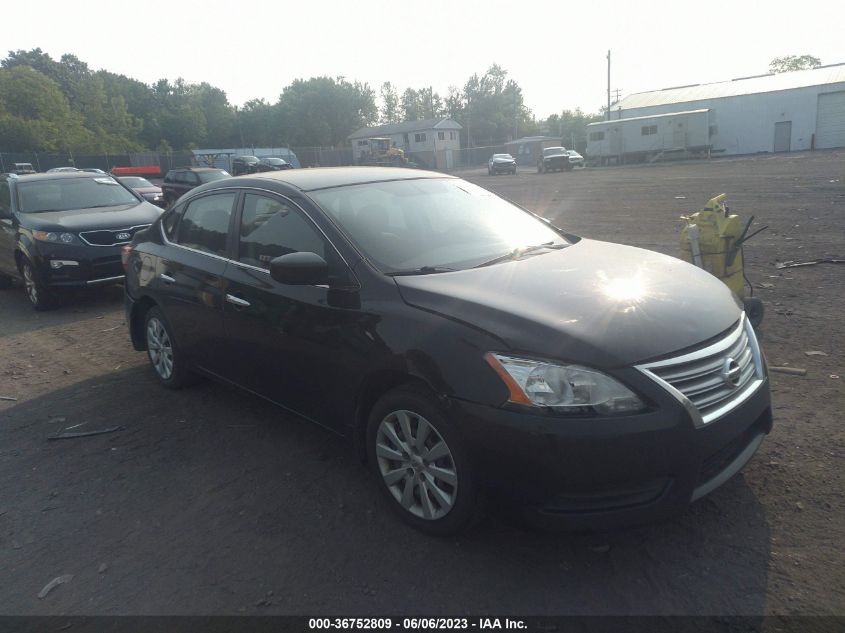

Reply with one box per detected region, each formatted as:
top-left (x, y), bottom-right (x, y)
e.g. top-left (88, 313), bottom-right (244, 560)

top-left (637, 316), bottom-right (764, 426)
top-left (79, 224), bottom-right (150, 247)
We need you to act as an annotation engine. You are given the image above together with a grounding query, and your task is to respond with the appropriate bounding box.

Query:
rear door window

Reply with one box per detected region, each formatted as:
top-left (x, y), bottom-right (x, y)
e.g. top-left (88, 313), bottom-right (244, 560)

top-left (174, 193), bottom-right (236, 257)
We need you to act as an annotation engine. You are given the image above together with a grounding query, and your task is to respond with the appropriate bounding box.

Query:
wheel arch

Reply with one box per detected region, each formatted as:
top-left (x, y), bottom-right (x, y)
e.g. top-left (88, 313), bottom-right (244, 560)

top-left (351, 370), bottom-right (439, 462)
top-left (130, 295), bottom-right (159, 351)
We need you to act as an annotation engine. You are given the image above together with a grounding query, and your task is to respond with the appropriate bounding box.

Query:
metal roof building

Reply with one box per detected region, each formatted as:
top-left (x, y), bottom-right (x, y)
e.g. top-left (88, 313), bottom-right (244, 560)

top-left (608, 63), bottom-right (845, 156)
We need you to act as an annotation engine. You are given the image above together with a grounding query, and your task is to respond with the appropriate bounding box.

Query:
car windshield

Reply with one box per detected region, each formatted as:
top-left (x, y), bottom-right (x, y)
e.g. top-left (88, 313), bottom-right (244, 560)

top-left (264, 158), bottom-right (285, 165)
top-left (198, 171), bottom-right (230, 183)
top-left (16, 177), bottom-right (139, 213)
top-left (492, 154), bottom-right (512, 159)
top-left (120, 177), bottom-right (154, 188)
top-left (309, 178), bottom-right (569, 274)
top-left (543, 147), bottom-right (566, 157)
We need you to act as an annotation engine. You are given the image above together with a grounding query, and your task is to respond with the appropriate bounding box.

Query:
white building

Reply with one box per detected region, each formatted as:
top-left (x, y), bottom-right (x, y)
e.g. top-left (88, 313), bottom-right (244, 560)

top-left (348, 118), bottom-right (462, 169)
top-left (599, 63), bottom-right (845, 159)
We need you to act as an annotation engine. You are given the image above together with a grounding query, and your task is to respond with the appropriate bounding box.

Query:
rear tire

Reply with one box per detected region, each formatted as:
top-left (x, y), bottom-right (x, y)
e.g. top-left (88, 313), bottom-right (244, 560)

top-left (144, 306), bottom-right (197, 388)
top-left (366, 384), bottom-right (480, 535)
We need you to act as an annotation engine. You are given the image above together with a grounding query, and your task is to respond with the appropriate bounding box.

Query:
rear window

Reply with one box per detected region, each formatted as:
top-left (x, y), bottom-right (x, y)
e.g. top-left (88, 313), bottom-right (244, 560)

top-left (198, 170), bottom-right (230, 183)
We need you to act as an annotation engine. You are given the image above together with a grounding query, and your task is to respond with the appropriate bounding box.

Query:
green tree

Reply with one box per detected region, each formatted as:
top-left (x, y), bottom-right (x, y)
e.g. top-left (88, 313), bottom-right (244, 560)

top-left (769, 55), bottom-right (821, 73)
top-left (277, 76), bottom-right (376, 147)
top-left (380, 82), bottom-right (400, 124)
top-left (401, 88), bottom-right (423, 122)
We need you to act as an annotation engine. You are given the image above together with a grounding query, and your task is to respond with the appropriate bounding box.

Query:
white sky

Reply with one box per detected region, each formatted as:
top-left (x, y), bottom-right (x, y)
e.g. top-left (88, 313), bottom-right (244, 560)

top-left (6, 0), bottom-right (844, 118)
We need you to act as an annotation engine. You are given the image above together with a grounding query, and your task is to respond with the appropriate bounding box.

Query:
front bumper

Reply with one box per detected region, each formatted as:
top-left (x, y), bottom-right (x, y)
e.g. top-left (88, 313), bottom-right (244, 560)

top-left (30, 242), bottom-right (125, 289)
top-left (450, 376), bottom-right (771, 530)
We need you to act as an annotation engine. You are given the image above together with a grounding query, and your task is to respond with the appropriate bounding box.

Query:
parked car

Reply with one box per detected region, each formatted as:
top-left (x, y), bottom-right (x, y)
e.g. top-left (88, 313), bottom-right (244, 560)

top-left (538, 146), bottom-right (577, 173)
top-left (10, 163), bottom-right (36, 175)
top-left (118, 176), bottom-right (166, 208)
top-left (80, 168), bottom-right (107, 174)
top-left (258, 157), bottom-right (294, 171)
top-left (124, 167), bottom-right (772, 535)
top-left (564, 150), bottom-right (585, 168)
top-left (231, 155), bottom-right (261, 176)
top-left (161, 167), bottom-right (230, 207)
top-left (0, 171), bottom-right (164, 310)
top-left (488, 153), bottom-right (517, 175)
top-left (47, 167), bottom-right (80, 173)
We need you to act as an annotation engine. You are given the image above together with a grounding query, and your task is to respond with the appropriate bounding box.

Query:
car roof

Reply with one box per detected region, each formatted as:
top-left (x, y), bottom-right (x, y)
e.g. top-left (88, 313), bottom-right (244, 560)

top-left (169, 166), bottom-right (226, 172)
top-left (5, 172), bottom-right (114, 183)
top-left (232, 166), bottom-right (454, 192)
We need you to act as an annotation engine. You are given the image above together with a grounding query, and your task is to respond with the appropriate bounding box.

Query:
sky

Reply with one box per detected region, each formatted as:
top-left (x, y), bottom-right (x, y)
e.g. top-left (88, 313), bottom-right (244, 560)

top-left (5, 0), bottom-right (844, 119)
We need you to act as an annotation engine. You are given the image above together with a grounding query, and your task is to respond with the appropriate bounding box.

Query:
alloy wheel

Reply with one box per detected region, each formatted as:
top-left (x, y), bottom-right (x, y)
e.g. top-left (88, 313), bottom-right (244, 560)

top-left (146, 317), bottom-right (174, 380)
top-left (375, 409), bottom-right (458, 520)
top-left (22, 263), bottom-right (38, 305)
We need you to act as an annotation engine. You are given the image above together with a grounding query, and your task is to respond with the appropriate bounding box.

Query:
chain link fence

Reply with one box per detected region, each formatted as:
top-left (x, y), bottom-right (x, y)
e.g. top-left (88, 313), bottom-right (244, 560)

top-left (2, 143), bottom-right (521, 176)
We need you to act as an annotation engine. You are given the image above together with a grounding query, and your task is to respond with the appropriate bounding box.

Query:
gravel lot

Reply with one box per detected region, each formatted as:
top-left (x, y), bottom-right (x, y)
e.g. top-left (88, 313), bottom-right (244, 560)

top-left (1, 150), bottom-right (843, 617)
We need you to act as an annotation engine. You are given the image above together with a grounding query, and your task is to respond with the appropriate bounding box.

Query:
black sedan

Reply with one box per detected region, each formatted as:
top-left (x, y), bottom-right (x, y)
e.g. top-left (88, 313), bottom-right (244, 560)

top-left (0, 172), bottom-right (163, 310)
top-left (123, 167), bottom-right (772, 534)
top-left (488, 153), bottom-right (517, 175)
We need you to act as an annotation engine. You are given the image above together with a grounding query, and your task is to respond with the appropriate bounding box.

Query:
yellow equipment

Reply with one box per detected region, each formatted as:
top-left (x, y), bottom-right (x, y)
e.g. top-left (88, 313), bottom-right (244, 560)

top-left (680, 194), bottom-right (767, 326)
top-left (360, 137), bottom-right (408, 166)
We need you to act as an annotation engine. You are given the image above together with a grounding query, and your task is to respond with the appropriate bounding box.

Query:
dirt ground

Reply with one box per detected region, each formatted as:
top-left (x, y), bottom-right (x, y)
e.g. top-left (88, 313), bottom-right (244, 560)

top-left (0, 150), bottom-right (843, 618)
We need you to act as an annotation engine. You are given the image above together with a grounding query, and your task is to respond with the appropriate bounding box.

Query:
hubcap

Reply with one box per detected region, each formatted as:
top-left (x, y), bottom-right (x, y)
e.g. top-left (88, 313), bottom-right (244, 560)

top-left (23, 264), bottom-right (37, 304)
top-left (375, 410), bottom-right (458, 520)
top-left (146, 317), bottom-right (174, 380)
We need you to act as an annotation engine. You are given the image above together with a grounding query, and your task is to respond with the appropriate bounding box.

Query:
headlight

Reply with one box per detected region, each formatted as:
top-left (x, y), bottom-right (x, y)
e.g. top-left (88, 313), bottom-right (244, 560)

top-left (485, 353), bottom-right (646, 415)
top-left (34, 231), bottom-right (76, 244)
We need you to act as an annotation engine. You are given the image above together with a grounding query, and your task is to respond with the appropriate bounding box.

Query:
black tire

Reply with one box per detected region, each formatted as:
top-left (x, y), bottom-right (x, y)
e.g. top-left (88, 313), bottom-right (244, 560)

top-left (21, 258), bottom-right (58, 311)
top-left (488, 167), bottom-right (492, 176)
top-left (537, 163), bottom-right (544, 174)
top-left (366, 384), bottom-right (480, 535)
top-left (143, 306), bottom-right (197, 388)
top-left (510, 169), bottom-right (516, 175)
top-left (743, 297), bottom-right (764, 329)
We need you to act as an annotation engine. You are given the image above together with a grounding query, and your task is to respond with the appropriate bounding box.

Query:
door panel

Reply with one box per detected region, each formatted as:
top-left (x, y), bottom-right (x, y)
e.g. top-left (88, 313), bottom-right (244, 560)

top-left (816, 91), bottom-right (845, 149)
top-left (153, 191), bottom-right (236, 375)
top-left (223, 263), bottom-right (371, 428)
top-left (222, 192), bottom-right (371, 430)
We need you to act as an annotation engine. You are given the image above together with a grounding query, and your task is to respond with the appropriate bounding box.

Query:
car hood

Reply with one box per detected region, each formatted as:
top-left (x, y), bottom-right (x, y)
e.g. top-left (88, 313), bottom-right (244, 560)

top-left (20, 202), bottom-right (163, 232)
top-left (394, 239), bottom-right (742, 367)
top-left (134, 186), bottom-right (162, 195)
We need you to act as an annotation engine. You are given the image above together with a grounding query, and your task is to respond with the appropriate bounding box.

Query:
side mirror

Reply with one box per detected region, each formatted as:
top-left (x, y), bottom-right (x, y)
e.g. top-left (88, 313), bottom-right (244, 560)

top-left (269, 252), bottom-right (329, 286)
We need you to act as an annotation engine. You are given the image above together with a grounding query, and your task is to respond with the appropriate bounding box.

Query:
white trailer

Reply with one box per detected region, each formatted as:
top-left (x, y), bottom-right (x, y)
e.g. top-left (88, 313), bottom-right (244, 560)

top-left (586, 109), bottom-right (711, 165)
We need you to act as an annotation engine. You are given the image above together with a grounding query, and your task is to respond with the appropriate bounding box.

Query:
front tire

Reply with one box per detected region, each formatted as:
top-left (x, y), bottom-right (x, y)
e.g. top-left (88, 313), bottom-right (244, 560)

top-left (366, 385), bottom-right (480, 535)
top-left (21, 259), bottom-right (57, 311)
top-left (144, 306), bottom-right (196, 388)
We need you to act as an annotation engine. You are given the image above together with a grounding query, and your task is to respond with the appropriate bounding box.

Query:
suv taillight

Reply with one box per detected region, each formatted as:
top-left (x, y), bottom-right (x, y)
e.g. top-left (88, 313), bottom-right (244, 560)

top-left (121, 245), bottom-right (133, 271)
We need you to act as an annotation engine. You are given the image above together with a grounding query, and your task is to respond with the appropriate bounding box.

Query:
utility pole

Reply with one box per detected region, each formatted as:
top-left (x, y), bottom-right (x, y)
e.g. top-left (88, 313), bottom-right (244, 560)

top-left (513, 90), bottom-right (518, 140)
top-left (607, 50), bottom-right (611, 121)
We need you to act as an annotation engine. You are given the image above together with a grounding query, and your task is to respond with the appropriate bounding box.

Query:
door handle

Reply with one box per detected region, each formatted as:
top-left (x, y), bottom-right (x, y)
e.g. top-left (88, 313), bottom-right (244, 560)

top-left (159, 273), bottom-right (176, 284)
top-left (225, 294), bottom-right (251, 308)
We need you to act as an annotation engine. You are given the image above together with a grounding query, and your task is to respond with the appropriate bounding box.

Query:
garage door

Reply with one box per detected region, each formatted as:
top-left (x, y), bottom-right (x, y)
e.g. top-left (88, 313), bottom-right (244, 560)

top-left (816, 91), bottom-right (845, 149)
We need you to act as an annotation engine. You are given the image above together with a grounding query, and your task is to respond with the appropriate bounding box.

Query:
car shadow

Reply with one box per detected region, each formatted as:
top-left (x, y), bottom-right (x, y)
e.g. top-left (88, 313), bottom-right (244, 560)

top-left (0, 282), bottom-right (125, 339)
top-left (1, 366), bottom-right (770, 617)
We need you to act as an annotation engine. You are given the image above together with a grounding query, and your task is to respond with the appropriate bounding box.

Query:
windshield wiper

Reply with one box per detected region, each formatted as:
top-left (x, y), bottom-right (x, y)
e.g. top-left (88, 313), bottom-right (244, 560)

top-left (386, 266), bottom-right (457, 277)
top-left (473, 242), bottom-right (567, 268)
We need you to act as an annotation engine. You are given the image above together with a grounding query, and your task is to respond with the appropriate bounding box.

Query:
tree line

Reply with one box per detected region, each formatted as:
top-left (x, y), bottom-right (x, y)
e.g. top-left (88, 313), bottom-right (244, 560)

top-left (0, 49), bottom-right (606, 154)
